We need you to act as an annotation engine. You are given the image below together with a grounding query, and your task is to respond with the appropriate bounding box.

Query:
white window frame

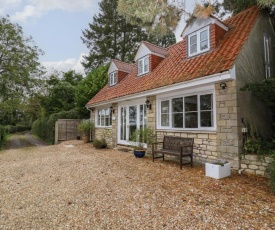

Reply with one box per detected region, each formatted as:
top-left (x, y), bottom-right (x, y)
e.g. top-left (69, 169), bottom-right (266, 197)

top-left (188, 26), bottom-right (210, 57)
top-left (157, 89), bottom-right (216, 131)
top-left (137, 55), bottom-right (149, 76)
top-left (109, 71), bottom-right (117, 86)
top-left (264, 32), bottom-right (271, 79)
top-left (96, 108), bottom-right (112, 127)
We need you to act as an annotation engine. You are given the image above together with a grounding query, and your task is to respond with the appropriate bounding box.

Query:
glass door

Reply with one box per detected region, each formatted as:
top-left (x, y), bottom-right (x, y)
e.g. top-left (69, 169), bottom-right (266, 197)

top-left (118, 103), bottom-right (146, 145)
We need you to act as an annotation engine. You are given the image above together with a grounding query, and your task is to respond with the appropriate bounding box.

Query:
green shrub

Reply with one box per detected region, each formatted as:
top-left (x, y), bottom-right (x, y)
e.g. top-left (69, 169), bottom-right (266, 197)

top-left (244, 137), bottom-right (262, 154)
top-left (267, 152), bottom-right (275, 195)
top-left (93, 138), bottom-right (107, 149)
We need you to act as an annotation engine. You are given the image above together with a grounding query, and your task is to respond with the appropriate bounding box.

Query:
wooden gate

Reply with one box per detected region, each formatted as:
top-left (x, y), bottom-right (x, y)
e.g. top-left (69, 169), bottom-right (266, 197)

top-left (55, 119), bottom-right (81, 144)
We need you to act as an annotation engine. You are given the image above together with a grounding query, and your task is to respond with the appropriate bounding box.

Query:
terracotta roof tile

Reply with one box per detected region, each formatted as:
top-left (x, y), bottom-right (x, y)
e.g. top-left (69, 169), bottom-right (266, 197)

top-left (112, 59), bottom-right (134, 73)
top-left (142, 41), bottom-right (168, 57)
top-left (87, 6), bottom-right (260, 106)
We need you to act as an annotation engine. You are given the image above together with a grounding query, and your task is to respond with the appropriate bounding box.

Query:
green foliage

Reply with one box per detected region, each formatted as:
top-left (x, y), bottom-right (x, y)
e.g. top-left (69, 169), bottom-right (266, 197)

top-left (267, 152), bottom-right (275, 195)
top-left (78, 120), bottom-right (92, 134)
top-left (0, 16), bottom-right (44, 126)
top-left (241, 77), bottom-right (275, 111)
top-left (244, 137), bottom-right (262, 154)
top-left (75, 65), bottom-right (109, 116)
top-left (128, 127), bottom-right (156, 150)
top-left (93, 138), bottom-right (107, 149)
top-left (117, 0), bottom-right (182, 36)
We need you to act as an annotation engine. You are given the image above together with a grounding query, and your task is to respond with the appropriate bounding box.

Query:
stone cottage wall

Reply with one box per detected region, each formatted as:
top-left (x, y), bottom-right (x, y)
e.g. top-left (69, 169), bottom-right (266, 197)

top-left (215, 80), bottom-right (241, 169)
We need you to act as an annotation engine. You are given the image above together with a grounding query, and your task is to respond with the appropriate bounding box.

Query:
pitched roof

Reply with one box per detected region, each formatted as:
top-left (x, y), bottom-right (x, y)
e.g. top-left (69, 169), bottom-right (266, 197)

top-left (142, 41), bottom-right (168, 57)
top-left (112, 59), bottom-right (134, 73)
top-left (87, 6), bottom-right (260, 107)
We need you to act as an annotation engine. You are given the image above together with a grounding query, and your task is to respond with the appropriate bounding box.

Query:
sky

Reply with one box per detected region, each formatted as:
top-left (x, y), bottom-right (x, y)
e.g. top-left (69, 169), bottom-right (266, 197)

top-left (0, 0), bottom-right (208, 75)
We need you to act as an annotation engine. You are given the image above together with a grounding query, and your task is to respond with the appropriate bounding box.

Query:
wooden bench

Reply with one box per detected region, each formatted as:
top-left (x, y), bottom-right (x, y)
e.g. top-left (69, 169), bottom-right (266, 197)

top-left (152, 136), bottom-right (194, 169)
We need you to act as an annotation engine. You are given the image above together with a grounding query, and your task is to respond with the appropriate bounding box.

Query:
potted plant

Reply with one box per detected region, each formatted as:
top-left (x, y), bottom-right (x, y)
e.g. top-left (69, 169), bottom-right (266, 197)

top-left (205, 159), bottom-right (231, 179)
top-left (128, 127), bottom-right (155, 158)
top-left (78, 120), bottom-right (91, 143)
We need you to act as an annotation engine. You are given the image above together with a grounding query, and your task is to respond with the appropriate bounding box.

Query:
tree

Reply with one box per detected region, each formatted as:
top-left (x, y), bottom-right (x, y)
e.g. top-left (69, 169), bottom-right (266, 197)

top-left (75, 64), bottom-right (109, 116)
top-left (117, 0), bottom-right (183, 36)
top-left (81, 0), bottom-right (141, 71)
top-left (0, 16), bottom-right (44, 101)
top-left (81, 0), bottom-right (176, 72)
top-left (0, 16), bottom-right (44, 126)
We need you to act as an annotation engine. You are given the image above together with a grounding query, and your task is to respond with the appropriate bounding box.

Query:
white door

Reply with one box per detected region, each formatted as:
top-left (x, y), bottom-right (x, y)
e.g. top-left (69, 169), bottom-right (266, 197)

top-left (118, 101), bottom-right (147, 145)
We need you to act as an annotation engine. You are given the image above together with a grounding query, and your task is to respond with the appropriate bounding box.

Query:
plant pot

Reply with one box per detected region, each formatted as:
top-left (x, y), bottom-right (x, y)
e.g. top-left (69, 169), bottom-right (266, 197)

top-left (82, 134), bottom-right (89, 143)
top-left (133, 149), bottom-right (145, 158)
top-left (205, 162), bottom-right (231, 179)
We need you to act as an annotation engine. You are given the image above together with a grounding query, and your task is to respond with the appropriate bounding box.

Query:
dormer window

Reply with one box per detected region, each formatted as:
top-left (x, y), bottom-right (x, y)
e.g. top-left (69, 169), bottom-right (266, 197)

top-left (137, 56), bottom-right (149, 76)
top-left (109, 72), bottom-right (117, 86)
top-left (188, 26), bottom-right (210, 57)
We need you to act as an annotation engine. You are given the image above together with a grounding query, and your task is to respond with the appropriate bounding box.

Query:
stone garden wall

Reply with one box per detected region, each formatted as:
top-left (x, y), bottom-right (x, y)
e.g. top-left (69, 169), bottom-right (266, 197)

top-left (241, 154), bottom-right (273, 176)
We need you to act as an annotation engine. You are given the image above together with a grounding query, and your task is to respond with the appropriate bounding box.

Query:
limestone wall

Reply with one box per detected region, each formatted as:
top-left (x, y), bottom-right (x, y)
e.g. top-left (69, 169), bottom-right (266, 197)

top-left (241, 154), bottom-right (273, 176)
top-left (94, 128), bottom-right (113, 147)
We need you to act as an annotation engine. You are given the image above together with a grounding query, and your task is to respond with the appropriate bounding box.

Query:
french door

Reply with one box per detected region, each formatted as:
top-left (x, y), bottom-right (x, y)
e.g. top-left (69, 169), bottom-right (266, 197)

top-left (118, 102), bottom-right (146, 145)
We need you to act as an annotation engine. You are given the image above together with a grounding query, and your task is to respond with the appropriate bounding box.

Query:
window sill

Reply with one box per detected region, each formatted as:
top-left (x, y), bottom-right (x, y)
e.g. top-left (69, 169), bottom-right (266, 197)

top-left (156, 128), bottom-right (216, 133)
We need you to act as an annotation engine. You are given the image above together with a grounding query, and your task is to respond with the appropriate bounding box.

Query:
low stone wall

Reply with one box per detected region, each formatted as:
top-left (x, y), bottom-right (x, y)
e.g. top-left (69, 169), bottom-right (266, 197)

top-left (241, 154), bottom-right (273, 176)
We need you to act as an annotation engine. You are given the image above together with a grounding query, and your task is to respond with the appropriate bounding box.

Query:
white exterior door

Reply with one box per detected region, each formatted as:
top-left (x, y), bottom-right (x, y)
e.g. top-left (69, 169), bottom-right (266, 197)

top-left (118, 99), bottom-right (147, 145)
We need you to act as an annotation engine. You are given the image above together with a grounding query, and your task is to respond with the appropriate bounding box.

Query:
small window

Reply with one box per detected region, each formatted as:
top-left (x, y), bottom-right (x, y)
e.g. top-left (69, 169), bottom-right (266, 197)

top-left (137, 56), bottom-right (149, 76)
top-left (264, 32), bottom-right (271, 79)
top-left (188, 27), bottom-right (210, 57)
top-left (97, 108), bottom-right (112, 127)
top-left (109, 72), bottom-right (117, 86)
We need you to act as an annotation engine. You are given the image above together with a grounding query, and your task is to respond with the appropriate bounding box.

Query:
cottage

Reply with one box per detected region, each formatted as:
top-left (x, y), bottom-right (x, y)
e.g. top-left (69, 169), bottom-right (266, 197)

top-left (86, 6), bottom-right (274, 169)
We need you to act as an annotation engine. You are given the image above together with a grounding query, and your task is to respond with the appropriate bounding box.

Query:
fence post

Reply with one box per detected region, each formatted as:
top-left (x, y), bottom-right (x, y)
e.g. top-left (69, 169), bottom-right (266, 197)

top-left (54, 121), bottom-right (58, 144)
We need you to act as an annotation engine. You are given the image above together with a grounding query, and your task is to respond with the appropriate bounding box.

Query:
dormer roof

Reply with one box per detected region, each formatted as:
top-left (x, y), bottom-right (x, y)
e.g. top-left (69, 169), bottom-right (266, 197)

top-left (108, 59), bottom-right (134, 74)
top-left (134, 41), bottom-right (168, 61)
top-left (181, 15), bottom-right (228, 38)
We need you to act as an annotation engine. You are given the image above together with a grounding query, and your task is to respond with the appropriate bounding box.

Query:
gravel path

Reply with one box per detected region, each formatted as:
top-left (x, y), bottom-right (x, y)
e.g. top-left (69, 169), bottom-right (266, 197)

top-left (5, 132), bottom-right (48, 150)
top-left (0, 140), bottom-right (274, 229)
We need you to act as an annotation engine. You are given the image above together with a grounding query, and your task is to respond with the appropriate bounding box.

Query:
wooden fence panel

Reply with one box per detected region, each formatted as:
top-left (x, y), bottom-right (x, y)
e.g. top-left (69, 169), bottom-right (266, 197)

top-left (55, 119), bottom-right (81, 143)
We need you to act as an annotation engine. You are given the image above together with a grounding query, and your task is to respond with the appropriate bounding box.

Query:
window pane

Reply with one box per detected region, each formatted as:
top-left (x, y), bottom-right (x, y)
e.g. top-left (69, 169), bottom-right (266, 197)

top-left (114, 72), bottom-right (117, 84)
top-left (140, 105), bottom-right (144, 129)
top-left (201, 111), bottom-right (212, 127)
top-left (190, 34), bottom-right (197, 45)
top-left (144, 56), bottom-right (149, 72)
top-left (138, 59), bottom-right (143, 74)
top-left (185, 112), bottom-right (198, 128)
top-left (190, 44), bottom-right (197, 54)
top-left (161, 114), bottom-right (169, 127)
top-left (185, 96), bottom-right (197, 112)
top-left (101, 109), bottom-right (105, 126)
top-left (200, 30), bottom-right (208, 41)
top-left (161, 100), bottom-right (169, 113)
top-left (200, 94), bottom-right (212, 110)
top-left (200, 40), bottom-right (208, 50)
top-left (97, 110), bottom-right (101, 126)
top-left (172, 113), bottom-right (183, 128)
top-left (172, 98), bottom-right (183, 112)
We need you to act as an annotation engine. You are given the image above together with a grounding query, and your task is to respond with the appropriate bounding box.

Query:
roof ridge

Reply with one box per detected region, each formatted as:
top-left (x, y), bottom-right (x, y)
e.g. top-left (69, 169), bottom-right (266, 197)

top-left (142, 41), bottom-right (168, 50)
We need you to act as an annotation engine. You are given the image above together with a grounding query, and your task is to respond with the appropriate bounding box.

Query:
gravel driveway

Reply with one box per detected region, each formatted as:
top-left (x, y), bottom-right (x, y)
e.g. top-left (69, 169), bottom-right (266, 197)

top-left (0, 140), bottom-right (274, 229)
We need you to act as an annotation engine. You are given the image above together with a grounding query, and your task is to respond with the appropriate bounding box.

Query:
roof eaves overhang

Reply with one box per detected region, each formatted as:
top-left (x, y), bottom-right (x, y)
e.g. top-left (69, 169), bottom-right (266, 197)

top-left (86, 65), bottom-right (236, 109)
